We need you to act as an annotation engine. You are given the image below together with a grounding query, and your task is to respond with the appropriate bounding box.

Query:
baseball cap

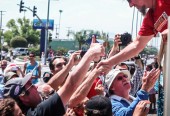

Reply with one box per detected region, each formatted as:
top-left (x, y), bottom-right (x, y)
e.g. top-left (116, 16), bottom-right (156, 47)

top-left (85, 95), bottom-right (112, 116)
top-left (4, 72), bottom-right (18, 83)
top-left (3, 67), bottom-right (37, 98)
top-left (105, 69), bottom-right (131, 90)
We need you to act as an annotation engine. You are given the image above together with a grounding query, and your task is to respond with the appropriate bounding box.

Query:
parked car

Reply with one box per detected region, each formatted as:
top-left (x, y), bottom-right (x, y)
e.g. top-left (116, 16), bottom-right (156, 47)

top-left (12, 48), bottom-right (29, 56)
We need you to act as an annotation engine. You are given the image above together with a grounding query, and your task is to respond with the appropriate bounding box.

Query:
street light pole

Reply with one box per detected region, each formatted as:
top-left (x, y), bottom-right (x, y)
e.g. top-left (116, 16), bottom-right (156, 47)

top-left (44, 0), bottom-right (50, 65)
top-left (58, 10), bottom-right (63, 39)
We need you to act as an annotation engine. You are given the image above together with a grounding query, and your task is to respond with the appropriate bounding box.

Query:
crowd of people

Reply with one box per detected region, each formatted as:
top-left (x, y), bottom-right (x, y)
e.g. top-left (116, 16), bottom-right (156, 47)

top-left (0, 0), bottom-right (169, 115)
top-left (0, 36), bottom-right (161, 116)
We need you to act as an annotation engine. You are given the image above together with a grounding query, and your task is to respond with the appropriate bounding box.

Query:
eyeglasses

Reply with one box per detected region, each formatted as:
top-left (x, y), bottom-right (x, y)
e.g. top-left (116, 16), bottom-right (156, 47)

top-left (29, 55), bottom-right (35, 58)
top-left (20, 84), bottom-right (34, 96)
top-left (55, 62), bottom-right (67, 68)
top-left (116, 75), bottom-right (128, 81)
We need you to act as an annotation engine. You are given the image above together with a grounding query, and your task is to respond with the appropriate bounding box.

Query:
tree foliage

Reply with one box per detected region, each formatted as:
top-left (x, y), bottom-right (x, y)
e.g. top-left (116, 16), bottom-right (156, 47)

top-left (140, 46), bottom-right (158, 55)
top-left (70, 30), bottom-right (109, 50)
top-left (10, 36), bottom-right (27, 48)
top-left (5, 17), bottom-right (40, 47)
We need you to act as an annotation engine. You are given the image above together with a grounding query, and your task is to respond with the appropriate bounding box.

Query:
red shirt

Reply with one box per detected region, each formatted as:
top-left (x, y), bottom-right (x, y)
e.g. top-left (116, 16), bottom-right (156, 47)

top-left (139, 0), bottom-right (170, 36)
top-left (87, 77), bottom-right (102, 99)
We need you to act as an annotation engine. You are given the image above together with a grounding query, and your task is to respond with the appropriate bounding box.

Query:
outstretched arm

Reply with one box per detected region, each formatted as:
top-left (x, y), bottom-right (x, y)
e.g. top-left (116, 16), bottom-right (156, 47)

top-left (57, 43), bottom-right (105, 106)
top-left (47, 51), bottom-right (81, 90)
top-left (68, 64), bottom-right (111, 108)
top-left (98, 35), bottom-right (153, 68)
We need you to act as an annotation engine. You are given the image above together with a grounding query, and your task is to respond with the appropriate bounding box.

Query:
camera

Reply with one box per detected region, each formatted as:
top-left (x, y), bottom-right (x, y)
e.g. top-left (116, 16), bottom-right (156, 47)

top-left (120, 32), bottom-right (132, 46)
top-left (80, 50), bottom-right (87, 58)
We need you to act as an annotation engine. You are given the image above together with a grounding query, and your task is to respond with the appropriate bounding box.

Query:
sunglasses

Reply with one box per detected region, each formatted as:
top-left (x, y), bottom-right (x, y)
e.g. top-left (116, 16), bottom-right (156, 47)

top-left (20, 84), bottom-right (34, 96)
top-left (29, 55), bottom-right (35, 57)
top-left (116, 75), bottom-right (128, 81)
top-left (56, 62), bottom-right (67, 68)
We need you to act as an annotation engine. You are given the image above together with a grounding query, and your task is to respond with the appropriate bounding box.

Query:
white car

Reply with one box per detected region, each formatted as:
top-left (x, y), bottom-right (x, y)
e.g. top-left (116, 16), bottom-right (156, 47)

top-left (12, 48), bottom-right (29, 56)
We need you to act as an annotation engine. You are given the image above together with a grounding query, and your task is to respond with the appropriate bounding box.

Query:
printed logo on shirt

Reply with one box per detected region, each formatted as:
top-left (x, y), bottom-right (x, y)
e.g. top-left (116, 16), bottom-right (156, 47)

top-left (154, 12), bottom-right (168, 32)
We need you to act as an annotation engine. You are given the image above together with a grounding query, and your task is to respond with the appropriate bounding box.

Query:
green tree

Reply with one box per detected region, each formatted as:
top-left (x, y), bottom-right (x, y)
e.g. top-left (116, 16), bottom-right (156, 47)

top-left (70, 30), bottom-right (109, 50)
top-left (56, 47), bottom-right (68, 56)
top-left (10, 36), bottom-right (27, 48)
top-left (5, 17), bottom-right (40, 47)
top-left (74, 31), bottom-right (86, 49)
top-left (3, 30), bottom-right (13, 46)
top-left (140, 46), bottom-right (158, 56)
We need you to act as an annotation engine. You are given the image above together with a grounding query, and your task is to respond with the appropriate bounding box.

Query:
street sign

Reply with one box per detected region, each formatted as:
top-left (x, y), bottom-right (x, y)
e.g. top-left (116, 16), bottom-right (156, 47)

top-left (33, 19), bottom-right (54, 30)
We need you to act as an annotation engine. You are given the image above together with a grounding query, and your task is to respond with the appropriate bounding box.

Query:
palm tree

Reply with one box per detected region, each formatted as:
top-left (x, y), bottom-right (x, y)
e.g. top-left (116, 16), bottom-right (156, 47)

top-left (74, 30), bottom-right (87, 49)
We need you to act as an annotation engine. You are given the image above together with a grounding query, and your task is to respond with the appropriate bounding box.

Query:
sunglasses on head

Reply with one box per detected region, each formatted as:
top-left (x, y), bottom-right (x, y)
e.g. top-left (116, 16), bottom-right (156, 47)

top-left (116, 75), bottom-right (128, 81)
top-left (56, 62), bottom-right (67, 67)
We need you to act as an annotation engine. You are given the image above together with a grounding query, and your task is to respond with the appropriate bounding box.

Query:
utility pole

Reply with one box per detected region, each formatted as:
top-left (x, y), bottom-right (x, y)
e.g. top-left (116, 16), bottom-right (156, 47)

top-left (23, 9), bottom-right (27, 17)
top-left (44, 0), bottom-right (51, 65)
top-left (0, 11), bottom-right (5, 31)
top-left (0, 11), bottom-right (5, 61)
top-left (55, 24), bottom-right (59, 39)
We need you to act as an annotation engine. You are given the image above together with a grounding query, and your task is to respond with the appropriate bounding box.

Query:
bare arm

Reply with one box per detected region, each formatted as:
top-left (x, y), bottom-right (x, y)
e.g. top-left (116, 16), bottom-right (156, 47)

top-left (38, 65), bottom-right (41, 78)
top-left (98, 35), bottom-right (153, 67)
top-left (141, 69), bottom-right (160, 93)
top-left (47, 51), bottom-right (81, 90)
top-left (22, 63), bottom-right (27, 75)
top-left (108, 35), bottom-right (121, 58)
top-left (110, 35), bottom-right (153, 65)
top-left (68, 64), bottom-right (111, 108)
top-left (57, 43), bottom-right (105, 106)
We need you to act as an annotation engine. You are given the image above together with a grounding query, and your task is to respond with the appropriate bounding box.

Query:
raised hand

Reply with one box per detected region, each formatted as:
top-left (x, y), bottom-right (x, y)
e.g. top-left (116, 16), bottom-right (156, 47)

top-left (141, 68), bottom-right (160, 92)
top-left (68, 50), bottom-right (81, 65)
top-left (114, 34), bottom-right (122, 48)
top-left (88, 43), bottom-right (105, 60)
top-left (65, 108), bottom-right (76, 116)
top-left (133, 100), bottom-right (150, 116)
top-left (96, 59), bottom-right (111, 69)
top-left (94, 79), bottom-right (104, 95)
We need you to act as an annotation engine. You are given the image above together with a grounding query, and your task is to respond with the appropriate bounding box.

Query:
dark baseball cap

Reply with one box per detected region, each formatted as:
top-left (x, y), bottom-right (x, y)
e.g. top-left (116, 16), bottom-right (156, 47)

top-left (3, 68), bottom-right (35, 98)
top-left (85, 95), bottom-right (112, 116)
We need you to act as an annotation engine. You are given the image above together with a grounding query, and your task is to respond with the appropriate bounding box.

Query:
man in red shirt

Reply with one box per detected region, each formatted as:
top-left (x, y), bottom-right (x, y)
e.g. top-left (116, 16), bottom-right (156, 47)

top-left (98, 0), bottom-right (169, 70)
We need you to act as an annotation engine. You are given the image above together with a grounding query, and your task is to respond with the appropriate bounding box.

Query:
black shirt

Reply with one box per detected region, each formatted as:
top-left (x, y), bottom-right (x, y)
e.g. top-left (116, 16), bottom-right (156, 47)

top-left (26, 93), bottom-right (65, 116)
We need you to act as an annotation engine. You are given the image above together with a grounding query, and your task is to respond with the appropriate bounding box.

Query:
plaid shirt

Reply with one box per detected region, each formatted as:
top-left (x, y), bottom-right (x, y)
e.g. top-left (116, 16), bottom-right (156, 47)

top-left (130, 65), bottom-right (143, 96)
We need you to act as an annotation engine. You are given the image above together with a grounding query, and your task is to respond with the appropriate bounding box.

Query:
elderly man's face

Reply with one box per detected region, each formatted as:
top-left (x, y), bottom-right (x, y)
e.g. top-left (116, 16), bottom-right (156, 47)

top-left (110, 73), bottom-right (131, 95)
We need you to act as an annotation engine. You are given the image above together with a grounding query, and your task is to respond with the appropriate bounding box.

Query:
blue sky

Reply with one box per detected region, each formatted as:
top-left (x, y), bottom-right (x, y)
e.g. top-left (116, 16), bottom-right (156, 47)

top-left (1, 0), bottom-right (161, 49)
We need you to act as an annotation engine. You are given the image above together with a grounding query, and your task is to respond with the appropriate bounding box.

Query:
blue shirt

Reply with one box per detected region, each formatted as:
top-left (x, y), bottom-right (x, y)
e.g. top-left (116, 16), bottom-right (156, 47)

top-left (25, 61), bottom-right (39, 84)
top-left (110, 90), bottom-right (149, 116)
